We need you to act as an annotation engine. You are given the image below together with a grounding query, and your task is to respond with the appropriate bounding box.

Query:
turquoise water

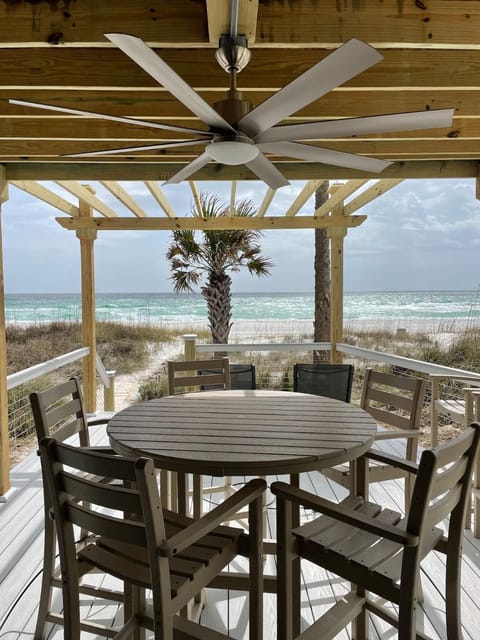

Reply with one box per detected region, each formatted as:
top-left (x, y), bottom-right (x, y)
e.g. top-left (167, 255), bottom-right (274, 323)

top-left (4, 291), bottom-right (480, 325)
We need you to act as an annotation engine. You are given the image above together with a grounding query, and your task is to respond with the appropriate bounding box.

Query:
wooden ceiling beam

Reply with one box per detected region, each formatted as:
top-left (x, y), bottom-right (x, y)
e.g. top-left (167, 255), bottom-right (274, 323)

top-left (257, 188), bottom-right (275, 217)
top-left (314, 180), bottom-right (369, 217)
top-left (189, 181), bottom-right (203, 216)
top-left (2, 48), bottom-right (480, 89)
top-left (10, 180), bottom-right (79, 216)
top-left (343, 179), bottom-right (403, 216)
top-left (286, 180), bottom-right (323, 217)
top-left (56, 214), bottom-right (367, 232)
top-left (206, 0), bottom-right (258, 44)
top-left (55, 181), bottom-right (119, 217)
top-left (144, 181), bottom-right (175, 217)
top-left (1, 1), bottom-right (480, 48)
top-left (99, 181), bottom-right (147, 218)
top-left (0, 89), bottom-right (473, 118)
top-left (4, 160), bottom-right (478, 182)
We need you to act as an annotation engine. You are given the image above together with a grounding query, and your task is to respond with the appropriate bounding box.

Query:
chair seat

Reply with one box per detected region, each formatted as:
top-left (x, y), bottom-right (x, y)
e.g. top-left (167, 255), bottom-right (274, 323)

top-left (79, 509), bottom-right (245, 602)
top-left (293, 496), bottom-right (443, 597)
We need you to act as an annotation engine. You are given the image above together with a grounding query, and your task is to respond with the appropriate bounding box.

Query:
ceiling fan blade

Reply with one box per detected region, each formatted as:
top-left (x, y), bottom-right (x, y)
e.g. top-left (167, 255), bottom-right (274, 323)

top-left (238, 39), bottom-right (383, 138)
top-left (106, 33), bottom-right (235, 133)
top-left (258, 142), bottom-right (392, 173)
top-left (66, 139), bottom-right (207, 158)
top-left (256, 108), bottom-right (455, 143)
top-left (164, 152), bottom-right (211, 185)
top-left (245, 153), bottom-right (290, 189)
top-left (9, 98), bottom-right (212, 137)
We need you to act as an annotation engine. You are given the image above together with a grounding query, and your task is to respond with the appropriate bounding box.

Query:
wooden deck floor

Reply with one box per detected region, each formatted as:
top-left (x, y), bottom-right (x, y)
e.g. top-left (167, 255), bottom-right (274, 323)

top-left (1, 427), bottom-right (480, 639)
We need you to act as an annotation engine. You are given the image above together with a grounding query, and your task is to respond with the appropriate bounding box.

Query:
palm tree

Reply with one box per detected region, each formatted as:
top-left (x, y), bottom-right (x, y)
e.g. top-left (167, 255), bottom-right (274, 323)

top-left (166, 194), bottom-right (273, 344)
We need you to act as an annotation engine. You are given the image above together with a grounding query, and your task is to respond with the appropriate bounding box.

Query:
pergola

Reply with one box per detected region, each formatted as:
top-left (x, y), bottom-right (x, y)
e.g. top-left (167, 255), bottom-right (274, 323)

top-left (0, 0), bottom-right (480, 494)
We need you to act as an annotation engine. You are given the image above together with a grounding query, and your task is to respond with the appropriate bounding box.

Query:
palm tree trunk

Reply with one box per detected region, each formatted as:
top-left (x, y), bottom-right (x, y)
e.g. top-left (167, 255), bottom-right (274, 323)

top-left (313, 181), bottom-right (330, 363)
top-left (202, 273), bottom-right (233, 345)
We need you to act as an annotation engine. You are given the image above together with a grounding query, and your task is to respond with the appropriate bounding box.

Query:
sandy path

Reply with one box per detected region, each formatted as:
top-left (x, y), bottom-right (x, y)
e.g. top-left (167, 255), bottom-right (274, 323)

top-left (112, 339), bottom-right (183, 409)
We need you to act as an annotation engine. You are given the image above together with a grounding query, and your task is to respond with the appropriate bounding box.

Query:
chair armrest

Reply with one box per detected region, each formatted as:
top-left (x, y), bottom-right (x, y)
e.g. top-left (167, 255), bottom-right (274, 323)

top-left (364, 448), bottom-right (419, 475)
top-left (429, 374), bottom-right (480, 382)
top-left (88, 446), bottom-right (117, 455)
top-left (374, 429), bottom-right (420, 440)
top-left (270, 481), bottom-right (418, 547)
top-left (159, 478), bottom-right (266, 557)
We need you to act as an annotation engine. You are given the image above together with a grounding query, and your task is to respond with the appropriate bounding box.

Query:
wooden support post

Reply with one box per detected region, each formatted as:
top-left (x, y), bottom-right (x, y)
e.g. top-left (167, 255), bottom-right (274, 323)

top-left (0, 169), bottom-right (9, 497)
top-left (328, 227), bottom-right (347, 363)
top-left (182, 334), bottom-right (197, 361)
top-left (104, 370), bottom-right (116, 412)
top-left (327, 187), bottom-right (348, 364)
top-left (76, 188), bottom-right (97, 413)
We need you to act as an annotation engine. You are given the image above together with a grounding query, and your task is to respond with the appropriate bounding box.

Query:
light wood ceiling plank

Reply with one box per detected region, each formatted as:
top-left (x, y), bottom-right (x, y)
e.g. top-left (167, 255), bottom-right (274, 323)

top-left (189, 181), bottom-right (203, 215)
top-left (5, 160), bottom-right (478, 182)
top-left (55, 181), bottom-right (118, 217)
top-left (2, 48), bottom-right (480, 90)
top-left (100, 181), bottom-right (147, 218)
top-left (10, 180), bottom-right (79, 216)
top-left (286, 180), bottom-right (323, 217)
top-left (314, 180), bottom-right (369, 217)
top-left (0, 1), bottom-right (208, 46)
top-left (145, 181), bottom-right (176, 218)
top-left (344, 179), bottom-right (403, 216)
top-left (206, 0), bottom-right (258, 44)
top-left (257, 188), bottom-right (275, 217)
top-left (1, 1), bottom-right (480, 48)
top-left (56, 214), bottom-right (367, 232)
top-left (0, 89), bottom-right (471, 119)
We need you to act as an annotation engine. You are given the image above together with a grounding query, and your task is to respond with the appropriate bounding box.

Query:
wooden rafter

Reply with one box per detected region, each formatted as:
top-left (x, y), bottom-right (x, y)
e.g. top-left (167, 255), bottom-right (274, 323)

top-left (10, 181), bottom-right (79, 216)
top-left (55, 181), bottom-right (118, 218)
top-left (144, 182), bottom-right (175, 218)
top-left (100, 181), bottom-right (147, 218)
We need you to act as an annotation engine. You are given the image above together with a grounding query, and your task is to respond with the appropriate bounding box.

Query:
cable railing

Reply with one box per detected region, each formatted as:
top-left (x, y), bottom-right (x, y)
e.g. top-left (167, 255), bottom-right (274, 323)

top-left (6, 348), bottom-right (115, 470)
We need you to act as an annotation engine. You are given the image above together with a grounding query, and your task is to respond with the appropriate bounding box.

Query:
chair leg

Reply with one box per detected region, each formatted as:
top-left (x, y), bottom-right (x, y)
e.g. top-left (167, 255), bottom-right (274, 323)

top-left (289, 474), bottom-right (301, 639)
top-left (276, 494), bottom-right (296, 640)
top-left (351, 587), bottom-right (368, 640)
top-left (249, 494), bottom-right (264, 640)
top-left (34, 515), bottom-right (56, 640)
top-left (445, 547), bottom-right (462, 639)
top-left (398, 585), bottom-right (417, 640)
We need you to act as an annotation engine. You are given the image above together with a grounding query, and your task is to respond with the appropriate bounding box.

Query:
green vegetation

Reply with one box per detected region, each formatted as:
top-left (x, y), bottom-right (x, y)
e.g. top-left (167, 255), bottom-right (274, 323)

top-left (6, 321), bottom-right (179, 375)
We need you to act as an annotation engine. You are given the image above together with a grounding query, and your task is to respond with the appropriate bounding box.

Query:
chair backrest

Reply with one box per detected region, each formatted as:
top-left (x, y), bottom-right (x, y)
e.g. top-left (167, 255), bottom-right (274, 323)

top-left (407, 422), bottom-right (480, 546)
top-left (167, 357), bottom-right (231, 395)
top-left (360, 369), bottom-right (426, 431)
top-left (38, 437), bottom-right (171, 632)
top-left (199, 363), bottom-right (256, 391)
top-left (293, 363), bottom-right (354, 402)
top-left (30, 377), bottom-right (90, 446)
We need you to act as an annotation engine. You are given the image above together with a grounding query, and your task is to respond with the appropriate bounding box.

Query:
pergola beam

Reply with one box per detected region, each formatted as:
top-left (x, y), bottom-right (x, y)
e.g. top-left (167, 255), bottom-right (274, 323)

top-left (55, 181), bottom-right (119, 217)
top-left (6, 160), bottom-right (479, 182)
top-left (56, 215), bottom-right (367, 232)
top-left (10, 180), bottom-right (79, 216)
top-left (100, 181), bottom-right (147, 218)
top-left (344, 179), bottom-right (403, 216)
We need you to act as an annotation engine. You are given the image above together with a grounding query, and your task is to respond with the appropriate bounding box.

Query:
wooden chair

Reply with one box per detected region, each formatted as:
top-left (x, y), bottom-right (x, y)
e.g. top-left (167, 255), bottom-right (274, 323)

top-left (293, 363), bottom-right (354, 401)
top-left (430, 373), bottom-right (480, 446)
top-left (38, 437), bottom-right (265, 640)
top-left (272, 423), bottom-right (480, 640)
top-left (167, 357), bottom-right (231, 518)
top-left (321, 369), bottom-right (426, 512)
top-left (167, 357), bottom-right (231, 395)
top-left (29, 377), bottom-right (116, 640)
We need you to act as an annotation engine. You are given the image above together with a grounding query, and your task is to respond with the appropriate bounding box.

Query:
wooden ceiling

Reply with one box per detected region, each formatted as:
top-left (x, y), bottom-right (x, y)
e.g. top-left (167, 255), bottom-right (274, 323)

top-left (1, 0), bottom-right (480, 183)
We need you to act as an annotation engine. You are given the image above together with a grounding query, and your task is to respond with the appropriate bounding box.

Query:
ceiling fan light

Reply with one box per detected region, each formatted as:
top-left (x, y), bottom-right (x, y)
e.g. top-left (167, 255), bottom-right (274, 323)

top-left (206, 140), bottom-right (259, 165)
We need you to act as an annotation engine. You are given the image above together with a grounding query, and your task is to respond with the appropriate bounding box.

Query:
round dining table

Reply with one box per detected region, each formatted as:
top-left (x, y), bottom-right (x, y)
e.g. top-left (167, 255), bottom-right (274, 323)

top-left (107, 389), bottom-right (377, 478)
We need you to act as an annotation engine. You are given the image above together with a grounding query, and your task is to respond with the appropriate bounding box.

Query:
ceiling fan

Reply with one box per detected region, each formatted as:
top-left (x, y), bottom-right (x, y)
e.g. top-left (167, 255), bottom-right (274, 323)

top-left (10, 32), bottom-right (453, 189)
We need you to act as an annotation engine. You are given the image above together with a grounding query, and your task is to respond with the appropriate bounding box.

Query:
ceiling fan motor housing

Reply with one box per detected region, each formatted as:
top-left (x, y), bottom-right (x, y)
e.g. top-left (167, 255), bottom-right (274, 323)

top-left (213, 89), bottom-right (253, 125)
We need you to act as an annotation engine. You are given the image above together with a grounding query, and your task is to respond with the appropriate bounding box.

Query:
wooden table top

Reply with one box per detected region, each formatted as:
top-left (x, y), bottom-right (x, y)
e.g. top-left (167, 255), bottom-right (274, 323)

top-left (107, 390), bottom-right (377, 477)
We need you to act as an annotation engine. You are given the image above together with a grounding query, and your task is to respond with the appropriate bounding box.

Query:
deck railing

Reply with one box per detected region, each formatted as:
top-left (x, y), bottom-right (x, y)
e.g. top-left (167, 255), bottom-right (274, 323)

top-left (187, 334), bottom-right (480, 444)
top-left (2, 348), bottom-right (115, 499)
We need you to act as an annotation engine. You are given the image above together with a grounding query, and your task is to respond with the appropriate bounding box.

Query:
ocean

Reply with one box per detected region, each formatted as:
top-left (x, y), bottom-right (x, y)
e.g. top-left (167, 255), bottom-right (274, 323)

top-left (4, 291), bottom-right (480, 326)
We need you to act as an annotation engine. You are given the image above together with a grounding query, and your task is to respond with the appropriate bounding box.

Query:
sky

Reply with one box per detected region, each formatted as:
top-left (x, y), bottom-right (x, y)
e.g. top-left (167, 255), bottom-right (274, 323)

top-left (1, 177), bottom-right (479, 294)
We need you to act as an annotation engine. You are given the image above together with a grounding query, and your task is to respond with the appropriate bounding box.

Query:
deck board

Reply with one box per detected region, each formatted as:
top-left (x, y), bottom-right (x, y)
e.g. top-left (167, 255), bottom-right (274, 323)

top-left (1, 427), bottom-right (480, 639)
